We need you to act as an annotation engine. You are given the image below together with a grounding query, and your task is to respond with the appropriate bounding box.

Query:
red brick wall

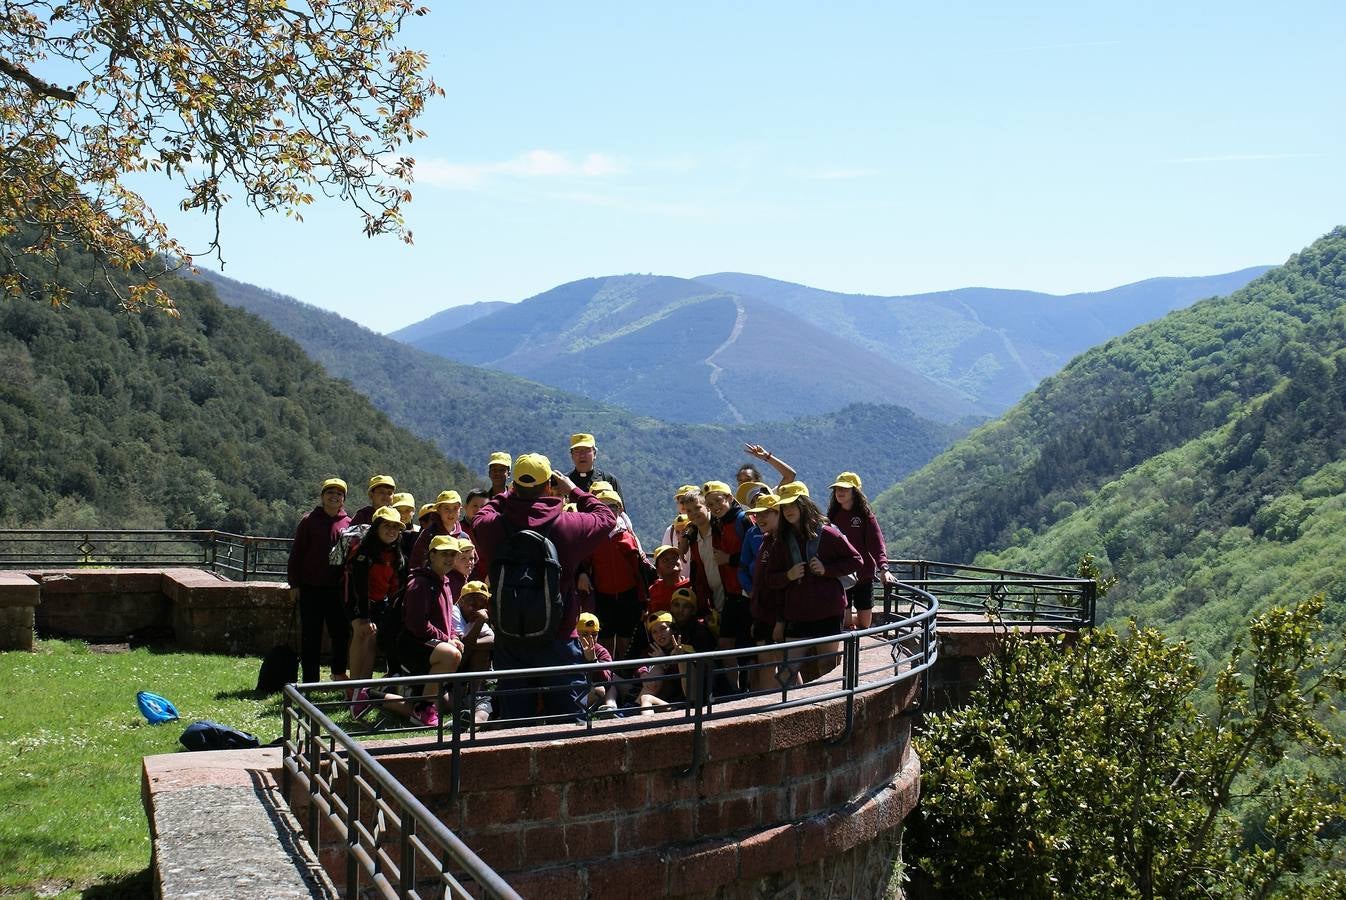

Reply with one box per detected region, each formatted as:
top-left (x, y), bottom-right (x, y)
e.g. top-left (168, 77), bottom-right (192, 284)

top-left (300, 647), bottom-right (922, 899)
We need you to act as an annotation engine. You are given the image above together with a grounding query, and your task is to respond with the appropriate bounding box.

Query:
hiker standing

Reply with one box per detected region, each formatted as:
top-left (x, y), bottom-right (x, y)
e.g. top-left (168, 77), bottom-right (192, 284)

top-left (287, 477), bottom-right (352, 684)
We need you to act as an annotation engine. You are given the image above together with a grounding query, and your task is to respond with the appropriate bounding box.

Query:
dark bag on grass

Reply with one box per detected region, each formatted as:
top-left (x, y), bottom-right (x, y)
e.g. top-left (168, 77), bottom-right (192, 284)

top-left (256, 644), bottom-right (299, 694)
top-left (180, 720), bottom-right (260, 751)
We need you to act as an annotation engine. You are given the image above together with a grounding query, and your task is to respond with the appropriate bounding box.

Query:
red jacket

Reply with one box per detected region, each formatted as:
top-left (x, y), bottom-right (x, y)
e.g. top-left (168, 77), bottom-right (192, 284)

top-left (761, 524), bottom-right (863, 623)
top-left (471, 488), bottom-right (617, 637)
top-left (688, 516), bottom-right (744, 604)
top-left (829, 508), bottom-right (889, 582)
top-left (590, 529), bottom-right (644, 595)
top-left (287, 506), bottom-right (350, 588)
top-left (402, 566), bottom-right (455, 644)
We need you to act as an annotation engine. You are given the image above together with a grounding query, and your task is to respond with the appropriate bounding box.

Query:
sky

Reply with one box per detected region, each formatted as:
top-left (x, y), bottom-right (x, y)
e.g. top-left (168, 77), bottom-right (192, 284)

top-left (132, 1), bottom-right (1346, 332)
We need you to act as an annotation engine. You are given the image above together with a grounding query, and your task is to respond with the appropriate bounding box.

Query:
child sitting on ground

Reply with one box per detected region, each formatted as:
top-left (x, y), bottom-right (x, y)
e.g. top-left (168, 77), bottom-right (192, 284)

top-left (577, 612), bottom-right (619, 717)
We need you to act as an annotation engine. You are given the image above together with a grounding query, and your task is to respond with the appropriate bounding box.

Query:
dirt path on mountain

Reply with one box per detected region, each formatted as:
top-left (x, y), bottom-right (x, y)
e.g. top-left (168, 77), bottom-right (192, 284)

top-left (705, 297), bottom-right (747, 423)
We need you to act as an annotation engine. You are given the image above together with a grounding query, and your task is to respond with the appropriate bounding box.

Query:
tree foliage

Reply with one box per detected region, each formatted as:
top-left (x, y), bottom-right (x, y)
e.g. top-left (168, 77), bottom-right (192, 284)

top-left (1, 0), bottom-right (440, 311)
top-left (912, 597), bottom-right (1346, 898)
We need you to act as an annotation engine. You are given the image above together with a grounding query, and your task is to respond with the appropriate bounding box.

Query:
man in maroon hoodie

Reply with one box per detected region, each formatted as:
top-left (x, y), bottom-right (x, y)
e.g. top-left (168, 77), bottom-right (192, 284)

top-left (471, 452), bottom-right (616, 722)
top-left (287, 477), bottom-right (352, 684)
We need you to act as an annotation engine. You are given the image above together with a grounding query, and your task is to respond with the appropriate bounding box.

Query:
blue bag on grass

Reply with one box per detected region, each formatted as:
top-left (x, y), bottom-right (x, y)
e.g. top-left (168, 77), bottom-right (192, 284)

top-left (137, 691), bottom-right (180, 725)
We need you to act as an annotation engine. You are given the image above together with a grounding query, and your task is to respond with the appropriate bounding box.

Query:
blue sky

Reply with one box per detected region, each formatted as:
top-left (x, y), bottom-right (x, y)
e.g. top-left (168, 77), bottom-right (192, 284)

top-left (137, 1), bottom-right (1346, 332)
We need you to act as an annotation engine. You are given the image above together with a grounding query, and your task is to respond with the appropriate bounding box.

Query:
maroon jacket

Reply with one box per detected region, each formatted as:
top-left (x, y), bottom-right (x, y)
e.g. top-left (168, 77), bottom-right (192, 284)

top-left (402, 566), bottom-right (455, 644)
top-left (471, 488), bottom-right (617, 638)
top-left (408, 517), bottom-right (466, 569)
top-left (761, 524), bottom-right (863, 623)
top-left (349, 505), bottom-right (375, 528)
top-left (749, 534), bottom-right (784, 626)
top-left (828, 508), bottom-right (889, 582)
top-left (287, 506), bottom-right (351, 588)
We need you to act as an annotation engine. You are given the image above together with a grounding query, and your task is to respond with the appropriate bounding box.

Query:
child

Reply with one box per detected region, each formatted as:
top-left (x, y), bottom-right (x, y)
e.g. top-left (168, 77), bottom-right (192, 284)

top-left (453, 580), bottom-right (495, 726)
top-left (577, 612), bottom-right (618, 717)
top-left (646, 544), bottom-right (690, 614)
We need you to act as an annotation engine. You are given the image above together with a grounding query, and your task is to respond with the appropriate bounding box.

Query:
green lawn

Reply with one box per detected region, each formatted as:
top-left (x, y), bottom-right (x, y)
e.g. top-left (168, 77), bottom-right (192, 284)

top-left (0, 640), bottom-right (287, 898)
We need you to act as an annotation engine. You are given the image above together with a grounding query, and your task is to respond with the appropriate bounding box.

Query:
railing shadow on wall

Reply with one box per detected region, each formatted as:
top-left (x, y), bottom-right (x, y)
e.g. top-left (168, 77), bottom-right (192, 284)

top-left (281, 588), bottom-right (941, 900)
top-left (0, 529), bottom-right (291, 581)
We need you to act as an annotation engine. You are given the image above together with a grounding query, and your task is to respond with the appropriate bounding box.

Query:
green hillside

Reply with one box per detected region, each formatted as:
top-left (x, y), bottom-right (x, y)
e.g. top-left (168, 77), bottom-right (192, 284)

top-left (875, 226), bottom-right (1346, 658)
top-left (0, 235), bottom-right (472, 536)
top-left (201, 270), bottom-right (964, 543)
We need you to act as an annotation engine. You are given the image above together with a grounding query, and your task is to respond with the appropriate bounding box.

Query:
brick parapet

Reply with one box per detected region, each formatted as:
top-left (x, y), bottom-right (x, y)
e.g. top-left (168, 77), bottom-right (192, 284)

top-left (0, 572), bottom-right (39, 650)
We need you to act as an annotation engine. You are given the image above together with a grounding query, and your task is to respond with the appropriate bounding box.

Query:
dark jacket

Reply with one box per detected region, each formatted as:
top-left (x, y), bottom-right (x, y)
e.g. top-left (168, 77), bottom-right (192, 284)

top-left (408, 516), bottom-right (466, 569)
top-left (761, 524), bottom-right (863, 623)
top-left (472, 488), bottom-right (617, 637)
top-left (287, 506), bottom-right (350, 588)
top-left (345, 538), bottom-right (407, 620)
top-left (829, 508), bottom-right (888, 582)
top-left (349, 505), bottom-right (375, 528)
top-left (402, 566), bottom-right (455, 644)
top-left (568, 468), bottom-right (621, 497)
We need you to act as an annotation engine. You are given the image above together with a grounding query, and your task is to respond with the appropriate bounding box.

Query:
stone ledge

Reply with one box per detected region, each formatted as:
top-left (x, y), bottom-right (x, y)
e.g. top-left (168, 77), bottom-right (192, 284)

top-left (142, 749), bottom-right (336, 899)
top-left (0, 572), bottom-right (38, 650)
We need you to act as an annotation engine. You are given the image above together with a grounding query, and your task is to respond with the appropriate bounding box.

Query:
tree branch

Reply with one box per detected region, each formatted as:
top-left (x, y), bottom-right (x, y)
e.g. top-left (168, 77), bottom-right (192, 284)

top-left (0, 55), bottom-right (77, 101)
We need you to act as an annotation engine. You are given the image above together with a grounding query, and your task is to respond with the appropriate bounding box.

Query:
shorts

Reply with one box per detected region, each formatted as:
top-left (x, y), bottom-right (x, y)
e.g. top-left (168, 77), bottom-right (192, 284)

top-left (349, 596), bottom-right (390, 624)
top-left (594, 588), bottom-right (642, 639)
top-left (846, 581), bottom-right (876, 612)
top-left (717, 594), bottom-right (753, 645)
top-left (396, 631), bottom-right (437, 675)
top-left (750, 620), bottom-right (776, 644)
top-left (784, 614), bottom-right (845, 641)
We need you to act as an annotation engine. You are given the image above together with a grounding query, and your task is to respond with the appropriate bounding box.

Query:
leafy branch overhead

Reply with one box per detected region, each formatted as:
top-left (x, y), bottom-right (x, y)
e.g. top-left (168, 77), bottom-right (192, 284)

top-left (0, 0), bottom-right (442, 311)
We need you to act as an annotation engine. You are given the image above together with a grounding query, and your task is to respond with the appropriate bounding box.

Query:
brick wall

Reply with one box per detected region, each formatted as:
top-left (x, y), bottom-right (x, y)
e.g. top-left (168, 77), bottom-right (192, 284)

top-left (294, 644), bottom-right (922, 899)
top-left (10, 568), bottom-right (294, 655)
top-left (0, 572), bottom-right (39, 650)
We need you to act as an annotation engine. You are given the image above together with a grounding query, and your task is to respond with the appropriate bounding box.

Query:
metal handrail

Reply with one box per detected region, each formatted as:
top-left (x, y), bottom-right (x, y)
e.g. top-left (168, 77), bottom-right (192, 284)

top-left (886, 559), bottom-right (1096, 628)
top-left (0, 529), bottom-right (292, 581)
top-left (281, 588), bottom-right (941, 897)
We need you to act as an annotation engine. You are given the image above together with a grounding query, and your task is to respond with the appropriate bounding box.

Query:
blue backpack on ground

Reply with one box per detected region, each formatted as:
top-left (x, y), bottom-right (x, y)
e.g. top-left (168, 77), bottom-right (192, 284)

top-left (137, 691), bottom-right (180, 725)
top-left (179, 720), bottom-right (261, 751)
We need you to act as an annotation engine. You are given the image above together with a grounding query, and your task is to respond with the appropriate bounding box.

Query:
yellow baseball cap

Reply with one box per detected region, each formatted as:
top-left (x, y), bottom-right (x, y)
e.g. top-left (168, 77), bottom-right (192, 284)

top-left (391, 492), bottom-right (416, 510)
top-left (830, 472), bottom-right (863, 491)
top-left (748, 493), bottom-right (781, 513)
top-left (645, 611), bottom-right (674, 631)
top-left (674, 513), bottom-right (690, 528)
top-left (461, 580), bottom-right (490, 599)
top-left (570, 433), bottom-right (597, 450)
top-left (368, 475), bottom-right (396, 490)
top-left (488, 451), bottom-right (511, 468)
top-left (428, 534), bottom-right (458, 553)
top-left (417, 503), bottom-right (435, 519)
top-left (435, 490), bottom-right (461, 506)
top-left (591, 480), bottom-right (614, 494)
top-left (670, 586), bottom-right (698, 607)
top-left (652, 544), bottom-right (679, 563)
top-left (453, 535), bottom-right (475, 552)
top-left (735, 481), bottom-right (769, 507)
top-left (371, 506), bottom-right (403, 528)
top-left (675, 484), bottom-right (698, 499)
top-left (702, 480), bottom-right (733, 498)
top-left (578, 612), bottom-right (600, 634)
top-left (513, 453), bottom-right (553, 487)
top-left (596, 489), bottom-right (623, 507)
top-left (777, 481), bottom-right (810, 504)
top-left (320, 477), bottom-right (347, 494)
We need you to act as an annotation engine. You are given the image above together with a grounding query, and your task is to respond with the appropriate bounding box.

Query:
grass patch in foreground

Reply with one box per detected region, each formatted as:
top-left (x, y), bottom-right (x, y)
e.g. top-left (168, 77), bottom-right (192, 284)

top-left (0, 640), bottom-right (286, 897)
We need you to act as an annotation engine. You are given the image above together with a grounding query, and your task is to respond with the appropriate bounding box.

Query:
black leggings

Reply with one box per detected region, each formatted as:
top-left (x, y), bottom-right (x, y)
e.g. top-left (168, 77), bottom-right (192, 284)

top-left (298, 586), bottom-right (350, 683)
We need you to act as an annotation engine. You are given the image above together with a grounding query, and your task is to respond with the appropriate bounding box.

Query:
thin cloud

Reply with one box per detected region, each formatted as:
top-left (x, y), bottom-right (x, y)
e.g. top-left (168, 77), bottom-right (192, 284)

top-left (414, 150), bottom-right (626, 189)
top-left (802, 167), bottom-right (881, 181)
top-left (996, 39), bottom-right (1123, 53)
top-left (1163, 152), bottom-right (1323, 164)
top-left (549, 190), bottom-right (704, 217)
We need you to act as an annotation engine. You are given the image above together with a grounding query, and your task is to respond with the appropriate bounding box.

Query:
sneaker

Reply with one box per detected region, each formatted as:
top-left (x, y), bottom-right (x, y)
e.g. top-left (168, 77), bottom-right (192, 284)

top-left (350, 687), bottom-right (372, 721)
top-left (415, 703), bottom-right (440, 728)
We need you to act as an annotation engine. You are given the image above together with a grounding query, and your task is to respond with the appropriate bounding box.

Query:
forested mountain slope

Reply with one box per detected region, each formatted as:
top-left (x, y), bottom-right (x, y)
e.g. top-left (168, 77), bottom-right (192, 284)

top-left (874, 227), bottom-right (1346, 658)
top-left (0, 236), bottom-right (471, 536)
top-left (203, 271), bottom-right (963, 543)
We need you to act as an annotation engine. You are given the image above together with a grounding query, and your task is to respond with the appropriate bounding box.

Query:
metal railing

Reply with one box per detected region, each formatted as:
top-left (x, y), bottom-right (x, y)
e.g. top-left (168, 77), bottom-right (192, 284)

top-left (281, 588), bottom-right (940, 898)
top-left (0, 529), bottom-right (292, 581)
top-left (887, 559), bottom-right (1095, 629)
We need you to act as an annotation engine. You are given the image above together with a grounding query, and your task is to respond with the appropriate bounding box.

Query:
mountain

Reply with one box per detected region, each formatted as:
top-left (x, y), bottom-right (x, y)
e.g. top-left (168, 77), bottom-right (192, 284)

top-left (871, 227), bottom-right (1346, 661)
top-left (389, 300), bottom-right (509, 344)
top-left (695, 268), bottom-right (1270, 412)
top-left (201, 271), bottom-right (964, 543)
top-left (0, 234), bottom-right (472, 536)
top-left (389, 274), bottom-right (982, 425)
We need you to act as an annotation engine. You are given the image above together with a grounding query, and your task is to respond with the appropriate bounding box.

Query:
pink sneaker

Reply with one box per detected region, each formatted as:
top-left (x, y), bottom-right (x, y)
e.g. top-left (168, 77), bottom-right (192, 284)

top-left (415, 703), bottom-right (440, 728)
top-left (350, 687), bottom-right (372, 721)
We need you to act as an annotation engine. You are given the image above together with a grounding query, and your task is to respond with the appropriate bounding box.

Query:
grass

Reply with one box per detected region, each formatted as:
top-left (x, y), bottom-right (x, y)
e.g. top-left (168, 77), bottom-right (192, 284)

top-left (0, 640), bottom-right (286, 898)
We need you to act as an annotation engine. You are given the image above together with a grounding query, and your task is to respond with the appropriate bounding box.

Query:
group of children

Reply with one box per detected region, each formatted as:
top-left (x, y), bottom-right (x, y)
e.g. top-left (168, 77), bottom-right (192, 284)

top-left (288, 434), bottom-right (895, 727)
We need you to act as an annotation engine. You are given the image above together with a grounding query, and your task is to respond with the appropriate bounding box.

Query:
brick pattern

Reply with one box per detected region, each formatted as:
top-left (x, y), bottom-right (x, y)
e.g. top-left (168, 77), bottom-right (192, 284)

top-left (0, 573), bottom-right (38, 650)
top-left (305, 645), bottom-right (923, 898)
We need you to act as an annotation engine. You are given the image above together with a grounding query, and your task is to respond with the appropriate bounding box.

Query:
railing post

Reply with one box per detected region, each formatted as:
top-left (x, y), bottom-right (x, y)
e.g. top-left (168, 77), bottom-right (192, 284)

top-left (346, 756), bottom-right (361, 898)
top-left (281, 691), bottom-right (292, 798)
top-left (307, 724), bottom-right (321, 853)
top-left (401, 816), bottom-right (417, 896)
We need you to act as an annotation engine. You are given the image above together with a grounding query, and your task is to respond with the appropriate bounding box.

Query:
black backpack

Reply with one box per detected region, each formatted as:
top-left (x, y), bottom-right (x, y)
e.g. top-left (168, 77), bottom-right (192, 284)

top-left (180, 720), bottom-right (261, 751)
top-left (489, 520), bottom-right (562, 647)
top-left (256, 645), bottom-right (299, 694)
